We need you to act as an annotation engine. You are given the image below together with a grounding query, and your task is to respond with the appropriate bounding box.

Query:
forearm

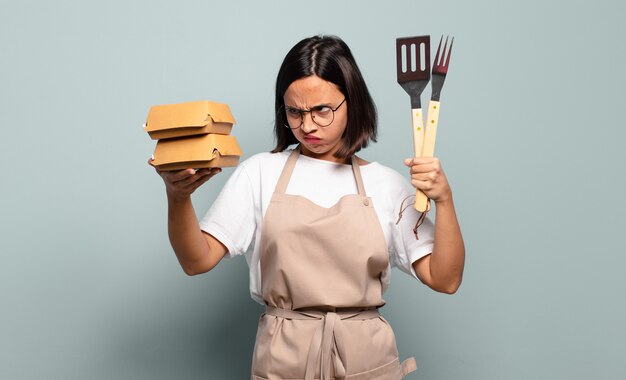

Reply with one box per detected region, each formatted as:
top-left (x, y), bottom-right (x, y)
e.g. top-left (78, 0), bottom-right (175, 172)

top-left (167, 194), bottom-right (213, 275)
top-left (428, 196), bottom-right (465, 293)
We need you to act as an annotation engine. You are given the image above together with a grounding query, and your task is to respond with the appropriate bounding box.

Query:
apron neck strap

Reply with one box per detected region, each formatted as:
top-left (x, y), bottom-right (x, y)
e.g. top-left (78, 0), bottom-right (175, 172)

top-left (274, 146), bottom-right (301, 194)
top-left (350, 156), bottom-right (367, 197)
top-left (275, 145), bottom-right (367, 197)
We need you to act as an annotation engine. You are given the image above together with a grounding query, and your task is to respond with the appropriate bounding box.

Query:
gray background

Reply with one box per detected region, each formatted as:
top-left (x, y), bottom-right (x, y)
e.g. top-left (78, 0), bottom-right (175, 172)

top-left (1, 0), bottom-right (624, 379)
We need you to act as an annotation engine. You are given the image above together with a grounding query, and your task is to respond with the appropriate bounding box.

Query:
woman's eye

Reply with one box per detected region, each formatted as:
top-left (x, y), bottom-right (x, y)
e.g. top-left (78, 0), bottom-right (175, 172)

top-left (315, 106), bottom-right (331, 114)
top-left (286, 108), bottom-right (301, 116)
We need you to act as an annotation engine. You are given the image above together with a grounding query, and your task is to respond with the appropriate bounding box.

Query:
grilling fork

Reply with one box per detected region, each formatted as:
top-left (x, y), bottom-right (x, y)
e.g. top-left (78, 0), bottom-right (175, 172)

top-left (416, 36), bottom-right (454, 212)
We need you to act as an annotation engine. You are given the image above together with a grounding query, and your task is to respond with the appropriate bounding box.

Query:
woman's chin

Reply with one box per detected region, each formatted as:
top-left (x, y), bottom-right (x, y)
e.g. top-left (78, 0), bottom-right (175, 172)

top-left (299, 144), bottom-right (347, 163)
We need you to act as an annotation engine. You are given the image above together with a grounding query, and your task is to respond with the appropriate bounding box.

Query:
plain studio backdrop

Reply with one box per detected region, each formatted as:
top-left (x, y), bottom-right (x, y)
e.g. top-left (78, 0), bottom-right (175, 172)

top-left (1, 0), bottom-right (624, 379)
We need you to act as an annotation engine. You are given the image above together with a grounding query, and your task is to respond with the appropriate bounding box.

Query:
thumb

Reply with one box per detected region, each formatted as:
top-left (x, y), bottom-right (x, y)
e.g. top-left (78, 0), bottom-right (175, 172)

top-left (403, 158), bottom-right (413, 166)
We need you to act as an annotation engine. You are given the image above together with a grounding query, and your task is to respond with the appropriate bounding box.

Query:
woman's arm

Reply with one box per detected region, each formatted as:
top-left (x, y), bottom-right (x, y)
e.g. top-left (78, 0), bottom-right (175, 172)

top-left (167, 195), bottom-right (228, 276)
top-left (154, 163), bottom-right (229, 276)
top-left (404, 157), bottom-right (465, 294)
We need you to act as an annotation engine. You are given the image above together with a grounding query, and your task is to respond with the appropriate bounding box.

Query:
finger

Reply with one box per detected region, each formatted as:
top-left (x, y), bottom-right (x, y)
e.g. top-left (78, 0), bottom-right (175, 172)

top-left (198, 167), bottom-right (222, 177)
top-left (409, 160), bottom-right (442, 175)
top-left (187, 177), bottom-right (208, 193)
top-left (194, 167), bottom-right (222, 178)
top-left (148, 155), bottom-right (160, 172)
top-left (157, 169), bottom-right (194, 189)
top-left (410, 163), bottom-right (436, 175)
top-left (177, 167), bottom-right (222, 187)
top-left (404, 157), bottom-right (432, 165)
top-left (411, 178), bottom-right (432, 191)
top-left (411, 156), bottom-right (438, 165)
top-left (188, 169), bottom-right (221, 191)
top-left (207, 167), bottom-right (222, 177)
top-left (194, 168), bottom-right (221, 183)
top-left (170, 168), bottom-right (200, 183)
top-left (199, 167), bottom-right (223, 183)
top-left (405, 157), bottom-right (427, 165)
top-left (411, 172), bottom-right (437, 182)
top-left (173, 170), bottom-right (206, 187)
top-left (158, 168), bottom-right (190, 183)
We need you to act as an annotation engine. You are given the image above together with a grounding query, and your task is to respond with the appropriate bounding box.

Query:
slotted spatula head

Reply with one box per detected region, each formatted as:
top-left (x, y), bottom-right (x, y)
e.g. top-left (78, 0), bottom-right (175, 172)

top-left (396, 35), bottom-right (431, 108)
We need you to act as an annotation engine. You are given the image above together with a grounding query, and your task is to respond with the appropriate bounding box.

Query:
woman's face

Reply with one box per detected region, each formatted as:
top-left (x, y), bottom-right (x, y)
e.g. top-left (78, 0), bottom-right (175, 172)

top-left (283, 75), bottom-right (348, 163)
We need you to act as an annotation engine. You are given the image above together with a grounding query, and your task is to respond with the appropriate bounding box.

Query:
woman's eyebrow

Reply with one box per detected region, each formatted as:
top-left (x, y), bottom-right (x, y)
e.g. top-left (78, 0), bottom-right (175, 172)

top-left (311, 103), bottom-right (331, 109)
top-left (285, 103), bottom-right (331, 110)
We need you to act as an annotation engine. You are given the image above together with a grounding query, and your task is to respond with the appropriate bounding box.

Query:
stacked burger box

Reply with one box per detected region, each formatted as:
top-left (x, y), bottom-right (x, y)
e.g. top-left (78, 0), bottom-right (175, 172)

top-left (145, 100), bottom-right (243, 171)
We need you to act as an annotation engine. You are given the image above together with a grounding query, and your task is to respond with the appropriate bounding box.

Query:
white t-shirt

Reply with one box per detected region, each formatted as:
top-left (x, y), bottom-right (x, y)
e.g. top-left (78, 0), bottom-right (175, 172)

top-left (199, 146), bottom-right (435, 305)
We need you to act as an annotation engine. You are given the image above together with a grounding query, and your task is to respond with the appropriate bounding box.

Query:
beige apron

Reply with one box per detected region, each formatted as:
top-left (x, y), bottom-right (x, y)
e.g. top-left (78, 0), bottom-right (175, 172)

top-left (251, 146), bottom-right (417, 380)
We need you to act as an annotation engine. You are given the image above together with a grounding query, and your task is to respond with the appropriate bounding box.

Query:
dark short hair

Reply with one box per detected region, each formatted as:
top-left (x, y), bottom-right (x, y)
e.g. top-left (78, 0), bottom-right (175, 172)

top-left (271, 35), bottom-right (377, 159)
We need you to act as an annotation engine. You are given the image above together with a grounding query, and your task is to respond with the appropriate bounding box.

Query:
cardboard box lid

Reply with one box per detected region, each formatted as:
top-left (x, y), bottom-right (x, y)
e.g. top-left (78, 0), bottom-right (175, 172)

top-left (145, 101), bottom-right (236, 133)
top-left (151, 134), bottom-right (243, 166)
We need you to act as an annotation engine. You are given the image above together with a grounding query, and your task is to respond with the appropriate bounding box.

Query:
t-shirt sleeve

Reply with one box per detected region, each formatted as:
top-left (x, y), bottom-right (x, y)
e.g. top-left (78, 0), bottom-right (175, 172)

top-left (199, 163), bottom-right (256, 258)
top-left (388, 176), bottom-right (435, 281)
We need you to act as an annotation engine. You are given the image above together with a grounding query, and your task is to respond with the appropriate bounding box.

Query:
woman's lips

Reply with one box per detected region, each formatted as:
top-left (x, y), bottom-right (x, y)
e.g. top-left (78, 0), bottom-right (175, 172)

top-left (303, 136), bottom-right (321, 144)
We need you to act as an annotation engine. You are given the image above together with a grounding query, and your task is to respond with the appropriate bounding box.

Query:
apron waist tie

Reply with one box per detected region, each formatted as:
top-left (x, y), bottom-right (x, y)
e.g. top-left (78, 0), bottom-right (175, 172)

top-left (265, 306), bottom-right (381, 380)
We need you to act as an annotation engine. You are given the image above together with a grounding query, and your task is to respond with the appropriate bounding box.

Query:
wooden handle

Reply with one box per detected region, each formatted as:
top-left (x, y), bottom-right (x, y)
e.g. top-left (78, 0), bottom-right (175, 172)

top-left (422, 100), bottom-right (440, 157)
top-left (411, 108), bottom-right (425, 156)
top-left (411, 108), bottom-right (429, 212)
top-left (414, 100), bottom-right (441, 212)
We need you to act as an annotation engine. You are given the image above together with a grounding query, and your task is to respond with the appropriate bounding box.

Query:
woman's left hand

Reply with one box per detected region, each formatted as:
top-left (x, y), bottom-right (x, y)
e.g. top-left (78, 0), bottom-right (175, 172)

top-left (403, 157), bottom-right (452, 204)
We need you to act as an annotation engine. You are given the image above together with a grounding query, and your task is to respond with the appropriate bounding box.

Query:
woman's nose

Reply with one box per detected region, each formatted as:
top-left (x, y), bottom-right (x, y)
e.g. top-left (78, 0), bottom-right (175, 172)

top-left (300, 112), bottom-right (318, 133)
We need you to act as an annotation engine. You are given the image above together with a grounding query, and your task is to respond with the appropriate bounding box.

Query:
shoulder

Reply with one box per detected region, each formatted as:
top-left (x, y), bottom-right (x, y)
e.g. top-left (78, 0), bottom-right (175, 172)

top-left (361, 161), bottom-right (411, 190)
top-left (239, 149), bottom-right (292, 172)
top-left (233, 148), bottom-right (294, 186)
top-left (240, 150), bottom-right (287, 166)
top-left (358, 161), bottom-right (415, 206)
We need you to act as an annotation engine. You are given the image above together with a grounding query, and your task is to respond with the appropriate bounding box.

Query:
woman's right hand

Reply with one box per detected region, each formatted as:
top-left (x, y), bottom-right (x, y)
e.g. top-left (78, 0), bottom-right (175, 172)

top-left (149, 158), bottom-right (222, 201)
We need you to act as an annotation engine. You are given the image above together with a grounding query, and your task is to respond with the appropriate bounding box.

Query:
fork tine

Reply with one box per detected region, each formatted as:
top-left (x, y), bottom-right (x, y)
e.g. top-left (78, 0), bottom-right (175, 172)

top-left (433, 36), bottom-right (443, 66)
top-left (443, 36), bottom-right (453, 68)
top-left (441, 36), bottom-right (449, 67)
top-left (430, 35), bottom-right (452, 100)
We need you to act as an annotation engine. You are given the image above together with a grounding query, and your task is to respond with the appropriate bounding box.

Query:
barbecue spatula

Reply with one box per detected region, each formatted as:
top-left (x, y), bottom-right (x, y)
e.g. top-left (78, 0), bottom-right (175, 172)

top-left (396, 35), bottom-right (430, 212)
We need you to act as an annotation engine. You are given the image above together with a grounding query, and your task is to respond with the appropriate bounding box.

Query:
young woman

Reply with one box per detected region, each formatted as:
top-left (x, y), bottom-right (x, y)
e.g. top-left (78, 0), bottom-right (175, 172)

top-left (153, 35), bottom-right (465, 379)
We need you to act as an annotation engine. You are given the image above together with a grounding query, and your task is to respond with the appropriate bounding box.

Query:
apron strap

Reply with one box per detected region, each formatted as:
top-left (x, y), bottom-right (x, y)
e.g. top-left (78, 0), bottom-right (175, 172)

top-left (401, 357), bottom-right (418, 376)
top-left (275, 145), bottom-right (368, 198)
top-left (274, 146), bottom-right (302, 195)
top-left (350, 156), bottom-right (367, 197)
top-left (265, 306), bottom-right (380, 380)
